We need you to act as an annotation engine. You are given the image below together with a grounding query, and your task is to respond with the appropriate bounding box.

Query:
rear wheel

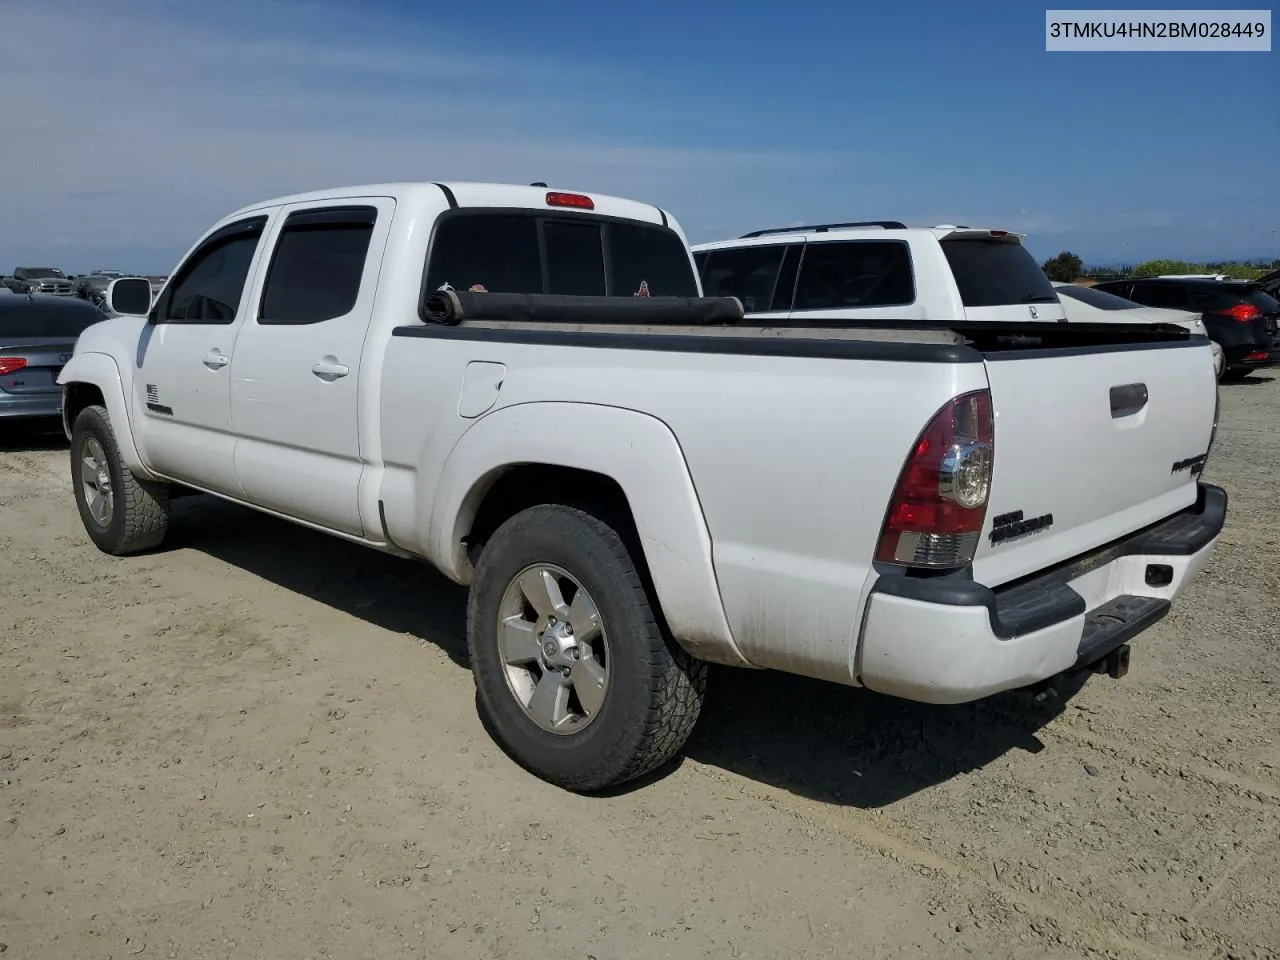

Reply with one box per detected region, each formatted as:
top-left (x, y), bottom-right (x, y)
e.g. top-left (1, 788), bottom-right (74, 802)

top-left (70, 404), bottom-right (170, 555)
top-left (467, 503), bottom-right (706, 792)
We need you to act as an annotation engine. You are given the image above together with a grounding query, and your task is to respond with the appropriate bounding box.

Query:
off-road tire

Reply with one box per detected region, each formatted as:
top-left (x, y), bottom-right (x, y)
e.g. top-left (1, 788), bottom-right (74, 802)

top-left (71, 404), bottom-right (170, 555)
top-left (467, 503), bottom-right (706, 792)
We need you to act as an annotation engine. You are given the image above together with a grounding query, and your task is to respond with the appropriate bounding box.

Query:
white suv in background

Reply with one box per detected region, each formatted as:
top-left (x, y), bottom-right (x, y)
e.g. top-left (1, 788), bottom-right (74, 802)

top-left (690, 221), bottom-right (1068, 325)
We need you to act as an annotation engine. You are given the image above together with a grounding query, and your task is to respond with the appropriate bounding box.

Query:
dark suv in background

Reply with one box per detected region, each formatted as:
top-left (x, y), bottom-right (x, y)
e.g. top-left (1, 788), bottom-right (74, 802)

top-left (1093, 276), bottom-right (1280, 380)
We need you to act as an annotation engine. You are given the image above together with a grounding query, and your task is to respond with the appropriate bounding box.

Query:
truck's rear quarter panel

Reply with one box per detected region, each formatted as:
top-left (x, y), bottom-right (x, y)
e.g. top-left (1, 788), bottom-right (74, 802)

top-left (378, 334), bottom-right (989, 683)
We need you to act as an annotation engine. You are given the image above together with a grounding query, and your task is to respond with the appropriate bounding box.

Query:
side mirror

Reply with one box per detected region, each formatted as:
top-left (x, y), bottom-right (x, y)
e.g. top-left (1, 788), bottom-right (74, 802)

top-left (106, 277), bottom-right (153, 317)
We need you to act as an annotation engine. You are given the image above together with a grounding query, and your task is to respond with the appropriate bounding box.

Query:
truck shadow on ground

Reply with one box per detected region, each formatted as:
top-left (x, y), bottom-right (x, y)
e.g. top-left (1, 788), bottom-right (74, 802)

top-left (172, 495), bottom-right (471, 667)
top-left (175, 494), bottom-right (1089, 808)
top-left (683, 665), bottom-right (1087, 808)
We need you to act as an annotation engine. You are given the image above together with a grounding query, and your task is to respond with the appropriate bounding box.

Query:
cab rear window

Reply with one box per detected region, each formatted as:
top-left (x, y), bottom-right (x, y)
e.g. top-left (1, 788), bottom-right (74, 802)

top-left (425, 211), bottom-right (697, 299)
top-left (941, 239), bottom-right (1058, 307)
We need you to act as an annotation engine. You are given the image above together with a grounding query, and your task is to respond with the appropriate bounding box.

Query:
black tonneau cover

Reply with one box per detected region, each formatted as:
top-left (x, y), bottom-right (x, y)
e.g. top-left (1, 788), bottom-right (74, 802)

top-left (423, 291), bottom-right (746, 327)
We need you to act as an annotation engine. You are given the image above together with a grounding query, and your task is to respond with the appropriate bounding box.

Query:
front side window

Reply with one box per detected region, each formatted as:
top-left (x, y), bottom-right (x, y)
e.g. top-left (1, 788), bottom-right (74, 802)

top-left (794, 240), bottom-right (915, 310)
top-left (159, 217), bottom-right (267, 323)
top-left (259, 207), bottom-right (376, 324)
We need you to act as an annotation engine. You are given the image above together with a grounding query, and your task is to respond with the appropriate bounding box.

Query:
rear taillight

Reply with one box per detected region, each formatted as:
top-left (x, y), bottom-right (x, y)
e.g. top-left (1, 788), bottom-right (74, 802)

top-left (1211, 303), bottom-right (1262, 322)
top-left (0, 357), bottom-right (28, 375)
top-left (1245, 350), bottom-right (1269, 361)
top-left (876, 390), bottom-right (995, 569)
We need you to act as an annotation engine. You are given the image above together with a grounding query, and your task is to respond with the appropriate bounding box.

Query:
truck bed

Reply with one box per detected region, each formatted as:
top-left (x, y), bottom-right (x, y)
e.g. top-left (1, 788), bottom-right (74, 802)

top-left (379, 293), bottom-right (1217, 685)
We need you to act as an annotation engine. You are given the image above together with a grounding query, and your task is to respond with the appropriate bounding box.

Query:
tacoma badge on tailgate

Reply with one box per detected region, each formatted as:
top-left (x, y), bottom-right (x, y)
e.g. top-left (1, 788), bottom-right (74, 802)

top-left (1170, 453), bottom-right (1207, 476)
top-left (989, 509), bottom-right (1054, 546)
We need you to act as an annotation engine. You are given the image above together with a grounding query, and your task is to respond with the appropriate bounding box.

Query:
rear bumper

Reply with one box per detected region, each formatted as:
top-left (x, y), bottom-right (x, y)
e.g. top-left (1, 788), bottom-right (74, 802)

top-left (0, 393), bottom-right (64, 420)
top-left (1225, 346), bottom-right (1280, 371)
top-left (858, 483), bottom-right (1227, 704)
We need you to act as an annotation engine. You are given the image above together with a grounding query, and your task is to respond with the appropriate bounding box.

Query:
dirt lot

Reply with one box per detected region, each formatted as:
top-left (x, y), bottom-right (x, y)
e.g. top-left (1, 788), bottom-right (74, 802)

top-left (3, 375), bottom-right (1279, 960)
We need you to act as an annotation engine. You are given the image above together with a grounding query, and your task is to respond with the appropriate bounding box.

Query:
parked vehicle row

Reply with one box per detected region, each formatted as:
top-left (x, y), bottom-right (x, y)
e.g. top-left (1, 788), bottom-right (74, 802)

top-left (691, 227), bottom-right (1276, 383)
top-left (2, 266), bottom-right (153, 304)
top-left (1051, 282), bottom-right (1225, 377)
top-left (1090, 276), bottom-right (1280, 380)
top-left (54, 181), bottom-right (1225, 794)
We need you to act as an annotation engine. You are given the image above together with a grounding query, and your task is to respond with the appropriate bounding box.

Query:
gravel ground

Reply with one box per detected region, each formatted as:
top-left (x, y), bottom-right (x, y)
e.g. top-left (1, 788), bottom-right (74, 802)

top-left (2, 373), bottom-right (1278, 960)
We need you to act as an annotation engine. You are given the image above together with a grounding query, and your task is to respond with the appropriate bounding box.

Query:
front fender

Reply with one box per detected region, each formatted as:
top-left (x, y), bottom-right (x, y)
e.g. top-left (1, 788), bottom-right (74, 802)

top-left (430, 401), bottom-right (749, 668)
top-left (57, 351), bottom-right (154, 479)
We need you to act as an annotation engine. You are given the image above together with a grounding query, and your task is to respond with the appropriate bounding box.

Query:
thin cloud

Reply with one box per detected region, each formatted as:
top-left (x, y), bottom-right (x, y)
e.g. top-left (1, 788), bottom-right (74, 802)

top-left (0, 0), bottom-right (843, 270)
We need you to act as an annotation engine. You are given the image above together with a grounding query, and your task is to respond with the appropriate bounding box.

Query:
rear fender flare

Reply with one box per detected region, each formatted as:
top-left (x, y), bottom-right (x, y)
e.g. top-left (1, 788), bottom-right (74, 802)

top-left (429, 401), bottom-right (749, 667)
top-left (58, 351), bottom-right (154, 479)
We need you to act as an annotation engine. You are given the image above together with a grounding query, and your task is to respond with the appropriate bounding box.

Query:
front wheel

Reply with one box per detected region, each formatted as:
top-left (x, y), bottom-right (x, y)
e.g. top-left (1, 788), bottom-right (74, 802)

top-left (70, 404), bottom-right (170, 555)
top-left (467, 503), bottom-right (706, 792)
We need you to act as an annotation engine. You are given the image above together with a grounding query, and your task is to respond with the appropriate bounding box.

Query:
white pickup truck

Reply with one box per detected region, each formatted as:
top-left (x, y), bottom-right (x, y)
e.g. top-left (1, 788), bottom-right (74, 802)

top-left (59, 182), bottom-right (1227, 792)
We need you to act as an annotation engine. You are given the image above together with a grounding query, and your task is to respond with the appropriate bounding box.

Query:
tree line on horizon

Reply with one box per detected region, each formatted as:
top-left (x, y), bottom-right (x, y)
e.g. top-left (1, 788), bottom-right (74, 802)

top-left (1041, 251), bottom-right (1279, 283)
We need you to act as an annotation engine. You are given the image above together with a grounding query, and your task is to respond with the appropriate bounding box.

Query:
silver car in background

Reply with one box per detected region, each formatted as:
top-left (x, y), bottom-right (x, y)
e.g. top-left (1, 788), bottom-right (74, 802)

top-left (0, 295), bottom-right (109, 423)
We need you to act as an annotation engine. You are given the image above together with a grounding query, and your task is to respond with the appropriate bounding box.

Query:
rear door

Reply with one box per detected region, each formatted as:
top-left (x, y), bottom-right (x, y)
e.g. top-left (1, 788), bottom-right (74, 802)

top-left (229, 199), bottom-right (394, 537)
top-left (974, 339), bottom-right (1217, 588)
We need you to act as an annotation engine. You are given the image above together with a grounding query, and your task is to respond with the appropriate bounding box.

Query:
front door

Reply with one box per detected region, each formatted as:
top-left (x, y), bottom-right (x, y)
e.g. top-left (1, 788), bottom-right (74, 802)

top-left (131, 214), bottom-right (273, 495)
top-left (229, 199), bottom-right (394, 538)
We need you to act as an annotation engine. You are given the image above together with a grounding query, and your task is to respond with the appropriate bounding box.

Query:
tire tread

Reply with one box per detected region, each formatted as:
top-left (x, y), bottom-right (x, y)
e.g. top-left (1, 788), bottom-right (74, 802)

top-left (468, 503), bottom-right (705, 791)
top-left (73, 405), bottom-right (169, 555)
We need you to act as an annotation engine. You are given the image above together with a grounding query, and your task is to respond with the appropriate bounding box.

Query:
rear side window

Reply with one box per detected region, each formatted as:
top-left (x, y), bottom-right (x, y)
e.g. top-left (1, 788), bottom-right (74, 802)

top-left (0, 300), bottom-right (105, 338)
top-left (607, 222), bottom-right (698, 298)
top-left (425, 215), bottom-right (542, 294)
top-left (160, 216), bottom-right (267, 324)
top-left (259, 207), bottom-right (376, 324)
top-left (794, 240), bottom-right (915, 310)
top-left (698, 245), bottom-right (787, 312)
top-left (941, 239), bottom-right (1057, 307)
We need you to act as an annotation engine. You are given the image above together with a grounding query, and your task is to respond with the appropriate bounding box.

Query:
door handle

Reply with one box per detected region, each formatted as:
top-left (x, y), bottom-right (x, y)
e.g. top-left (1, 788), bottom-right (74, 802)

top-left (202, 351), bottom-right (229, 370)
top-left (311, 358), bottom-right (350, 382)
top-left (1109, 382), bottom-right (1148, 418)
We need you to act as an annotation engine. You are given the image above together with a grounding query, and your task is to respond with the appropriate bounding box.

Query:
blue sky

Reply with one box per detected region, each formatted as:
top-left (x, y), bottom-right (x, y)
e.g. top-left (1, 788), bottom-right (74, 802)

top-left (1, 0), bottom-right (1276, 274)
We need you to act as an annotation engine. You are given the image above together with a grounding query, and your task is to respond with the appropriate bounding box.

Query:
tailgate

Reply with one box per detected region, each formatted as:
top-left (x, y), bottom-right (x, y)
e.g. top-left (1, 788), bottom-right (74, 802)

top-left (973, 339), bottom-right (1217, 587)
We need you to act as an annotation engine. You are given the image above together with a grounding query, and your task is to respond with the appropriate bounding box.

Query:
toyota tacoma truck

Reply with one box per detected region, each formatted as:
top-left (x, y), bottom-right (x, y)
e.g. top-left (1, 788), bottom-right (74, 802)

top-left (58, 182), bottom-right (1226, 792)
